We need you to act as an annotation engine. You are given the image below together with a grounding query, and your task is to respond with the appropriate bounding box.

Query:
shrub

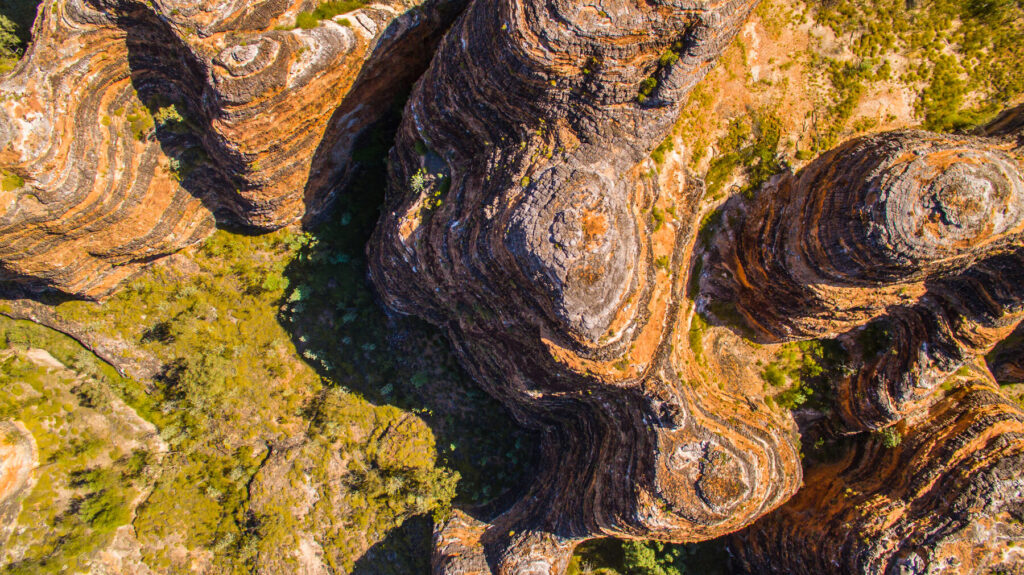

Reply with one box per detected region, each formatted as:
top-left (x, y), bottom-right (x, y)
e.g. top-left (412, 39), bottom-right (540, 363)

top-left (878, 427), bottom-right (902, 449)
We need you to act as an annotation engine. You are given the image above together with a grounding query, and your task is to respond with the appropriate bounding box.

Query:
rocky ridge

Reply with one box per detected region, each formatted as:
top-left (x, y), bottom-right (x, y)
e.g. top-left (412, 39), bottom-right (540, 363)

top-left (370, 0), bottom-right (804, 572)
top-left (0, 0), bottom-right (461, 297)
top-left (369, 0), bottom-right (1024, 573)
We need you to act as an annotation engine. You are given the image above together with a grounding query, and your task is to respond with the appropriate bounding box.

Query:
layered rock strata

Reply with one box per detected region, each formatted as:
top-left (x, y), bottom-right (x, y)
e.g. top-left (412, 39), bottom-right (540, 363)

top-left (370, 0), bottom-right (1024, 570)
top-left (698, 112), bottom-right (1024, 571)
top-left (0, 0), bottom-right (462, 297)
top-left (370, 0), bottom-right (811, 572)
top-left (697, 118), bottom-right (1024, 429)
top-left (732, 373), bottom-right (1024, 574)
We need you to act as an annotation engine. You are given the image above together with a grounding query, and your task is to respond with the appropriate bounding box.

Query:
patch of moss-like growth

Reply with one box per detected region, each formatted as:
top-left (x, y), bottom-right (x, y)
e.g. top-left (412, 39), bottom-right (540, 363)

top-left (1, 168), bottom-right (23, 190)
top-left (294, 0), bottom-right (368, 29)
top-left (704, 109), bottom-right (784, 200)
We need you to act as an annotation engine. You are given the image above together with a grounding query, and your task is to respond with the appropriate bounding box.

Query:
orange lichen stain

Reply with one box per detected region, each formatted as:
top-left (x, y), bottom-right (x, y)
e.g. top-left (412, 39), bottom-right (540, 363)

top-left (0, 425), bottom-right (32, 503)
top-left (398, 204), bottom-right (423, 243)
top-left (581, 210), bottom-right (608, 252)
top-left (922, 148), bottom-right (989, 170)
top-left (575, 261), bottom-right (604, 286)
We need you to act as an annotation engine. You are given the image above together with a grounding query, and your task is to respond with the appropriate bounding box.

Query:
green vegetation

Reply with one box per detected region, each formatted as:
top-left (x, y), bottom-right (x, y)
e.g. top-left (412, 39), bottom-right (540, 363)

top-left (153, 104), bottom-right (185, 130)
top-left (277, 113), bottom-right (535, 513)
top-left (125, 105), bottom-right (155, 141)
top-left (650, 135), bottom-right (674, 165)
top-left (759, 340), bottom-right (846, 411)
top-left (0, 0), bottom-right (40, 73)
top-left (0, 343), bottom-right (152, 574)
top-left (650, 206), bottom-right (667, 231)
top-left (687, 312), bottom-right (708, 365)
top-left (704, 109), bottom-right (784, 200)
top-left (0, 105), bottom-right (534, 572)
top-left (876, 426), bottom-right (902, 449)
top-left (1, 167), bottom-right (23, 190)
top-left (805, 57), bottom-right (887, 152)
top-left (855, 320), bottom-right (893, 359)
top-left (813, 0), bottom-right (1024, 134)
top-left (637, 77), bottom-right (658, 103)
top-left (294, 0), bottom-right (368, 29)
top-left (0, 14), bottom-right (17, 72)
top-left (568, 537), bottom-right (734, 575)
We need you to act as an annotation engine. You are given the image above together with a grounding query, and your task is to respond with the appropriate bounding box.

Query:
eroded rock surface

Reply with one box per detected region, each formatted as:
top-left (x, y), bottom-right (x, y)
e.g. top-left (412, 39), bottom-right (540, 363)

top-left (370, 0), bottom-right (1024, 570)
top-left (696, 109), bottom-right (1024, 572)
top-left (732, 373), bottom-right (1024, 574)
top-left (0, 0), bottom-right (462, 297)
top-left (370, 0), bottom-right (808, 572)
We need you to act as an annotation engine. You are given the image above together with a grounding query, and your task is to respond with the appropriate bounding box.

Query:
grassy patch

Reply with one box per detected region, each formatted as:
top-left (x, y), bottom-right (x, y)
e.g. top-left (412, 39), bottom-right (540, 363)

top-left (0, 1), bottom-right (40, 72)
top-left (293, 0), bottom-right (368, 29)
top-left (1, 168), bottom-right (23, 190)
top-left (704, 109), bottom-right (784, 200)
top-left (24, 106), bottom-right (534, 571)
top-left (813, 0), bottom-right (1024, 134)
top-left (0, 344), bottom-right (152, 574)
top-left (568, 537), bottom-right (733, 575)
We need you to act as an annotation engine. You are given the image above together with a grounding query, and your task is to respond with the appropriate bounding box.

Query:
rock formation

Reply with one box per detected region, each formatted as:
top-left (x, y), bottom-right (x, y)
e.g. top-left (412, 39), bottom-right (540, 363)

top-left (369, 0), bottom-right (1024, 570)
top-left (370, 0), bottom-right (808, 572)
top-left (3, 0), bottom-right (1024, 572)
top-left (0, 0), bottom-right (462, 297)
top-left (697, 109), bottom-right (1024, 572)
top-left (731, 371), bottom-right (1024, 574)
top-left (0, 420), bottom-right (35, 552)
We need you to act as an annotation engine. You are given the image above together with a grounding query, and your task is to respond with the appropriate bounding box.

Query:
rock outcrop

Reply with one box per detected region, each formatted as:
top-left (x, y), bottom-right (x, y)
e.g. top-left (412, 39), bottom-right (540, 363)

top-left (4, 0), bottom-right (1024, 572)
top-left (0, 420), bottom-right (35, 551)
top-left (696, 111), bottom-right (1024, 571)
top-left (731, 371), bottom-right (1024, 574)
top-left (369, 0), bottom-right (1024, 570)
top-left (0, 0), bottom-right (462, 297)
top-left (370, 0), bottom-right (808, 572)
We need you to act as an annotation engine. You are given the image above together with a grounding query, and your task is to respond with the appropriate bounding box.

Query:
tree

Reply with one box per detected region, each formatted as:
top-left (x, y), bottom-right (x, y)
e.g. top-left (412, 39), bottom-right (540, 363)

top-left (0, 14), bottom-right (20, 60)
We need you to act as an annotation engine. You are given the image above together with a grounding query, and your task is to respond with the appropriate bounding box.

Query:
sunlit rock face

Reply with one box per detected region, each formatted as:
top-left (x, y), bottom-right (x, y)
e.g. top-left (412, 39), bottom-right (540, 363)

top-left (370, 1), bottom-right (1024, 569)
top-left (704, 108), bottom-right (1024, 573)
top-left (0, 0), bottom-right (463, 297)
top-left (371, 0), bottom-right (808, 572)
top-left (698, 130), bottom-right (1024, 344)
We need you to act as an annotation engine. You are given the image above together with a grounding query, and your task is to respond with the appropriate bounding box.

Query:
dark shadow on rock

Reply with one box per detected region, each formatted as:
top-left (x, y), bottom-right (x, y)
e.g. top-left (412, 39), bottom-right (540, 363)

top-left (301, 0), bottom-right (469, 227)
top-left (277, 88), bottom-right (540, 567)
top-left (120, 0), bottom-right (469, 233)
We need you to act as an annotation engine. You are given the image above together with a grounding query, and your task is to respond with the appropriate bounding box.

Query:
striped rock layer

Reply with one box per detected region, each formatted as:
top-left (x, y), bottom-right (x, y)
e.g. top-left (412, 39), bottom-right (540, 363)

top-left (369, 0), bottom-right (805, 572)
top-left (0, 0), bottom-right (461, 297)
top-left (369, 0), bottom-right (1024, 571)
top-left (701, 109), bottom-right (1024, 571)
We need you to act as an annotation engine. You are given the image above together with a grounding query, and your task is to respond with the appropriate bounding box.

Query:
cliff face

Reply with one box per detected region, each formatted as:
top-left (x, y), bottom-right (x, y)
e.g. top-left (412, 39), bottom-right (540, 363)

top-left (730, 372), bottom-right (1024, 574)
top-left (697, 107), bottom-right (1024, 571)
top-left (370, 0), bottom-right (808, 572)
top-left (0, 0), bottom-right (461, 297)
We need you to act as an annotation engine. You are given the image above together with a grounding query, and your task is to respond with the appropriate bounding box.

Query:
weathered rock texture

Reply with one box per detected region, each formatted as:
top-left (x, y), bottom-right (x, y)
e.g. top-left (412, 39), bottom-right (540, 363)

top-left (0, 0), bottom-right (462, 297)
top-left (0, 420), bottom-right (35, 552)
top-left (732, 372), bottom-right (1024, 574)
top-left (370, 0), bottom-right (810, 572)
top-left (369, 0), bottom-right (1024, 570)
top-left (695, 110), bottom-right (1024, 572)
